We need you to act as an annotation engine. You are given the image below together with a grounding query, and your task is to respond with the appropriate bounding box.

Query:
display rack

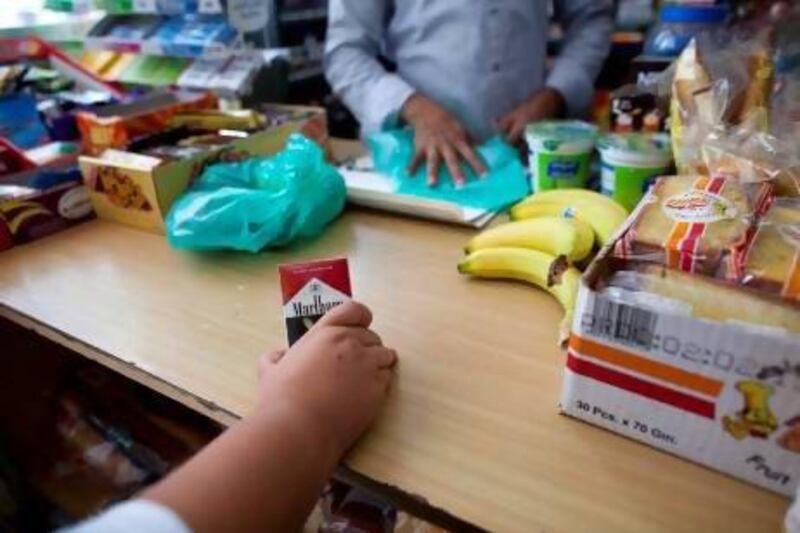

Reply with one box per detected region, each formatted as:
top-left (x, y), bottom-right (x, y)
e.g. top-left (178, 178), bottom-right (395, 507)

top-left (40, 0), bottom-right (328, 98)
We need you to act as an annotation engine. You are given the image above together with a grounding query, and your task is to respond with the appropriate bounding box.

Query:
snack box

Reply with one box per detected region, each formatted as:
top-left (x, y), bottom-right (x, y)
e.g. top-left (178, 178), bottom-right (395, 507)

top-left (0, 164), bottom-right (95, 252)
top-left (562, 229), bottom-right (800, 496)
top-left (78, 105), bottom-right (327, 234)
top-left (75, 89), bottom-right (217, 156)
top-left (614, 175), bottom-right (755, 276)
top-left (84, 14), bottom-right (162, 55)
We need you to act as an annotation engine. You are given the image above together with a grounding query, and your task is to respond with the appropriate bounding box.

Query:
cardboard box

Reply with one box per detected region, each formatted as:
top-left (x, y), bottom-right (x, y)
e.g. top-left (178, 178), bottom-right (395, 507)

top-left (0, 164), bottom-right (95, 252)
top-left (78, 105), bottom-right (327, 234)
top-left (76, 90), bottom-right (217, 156)
top-left (561, 246), bottom-right (800, 496)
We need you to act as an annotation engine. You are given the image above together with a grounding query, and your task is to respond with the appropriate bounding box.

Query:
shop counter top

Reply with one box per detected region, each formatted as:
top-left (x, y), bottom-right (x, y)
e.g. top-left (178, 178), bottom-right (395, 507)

top-left (0, 212), bottom-right (788, 532)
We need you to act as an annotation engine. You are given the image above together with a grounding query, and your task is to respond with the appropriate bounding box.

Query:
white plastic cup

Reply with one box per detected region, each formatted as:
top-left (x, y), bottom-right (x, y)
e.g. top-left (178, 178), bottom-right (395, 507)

top-left (598, 133), bottom-right (673, 211)
top-left (525, 121), bottom-right (598, 192)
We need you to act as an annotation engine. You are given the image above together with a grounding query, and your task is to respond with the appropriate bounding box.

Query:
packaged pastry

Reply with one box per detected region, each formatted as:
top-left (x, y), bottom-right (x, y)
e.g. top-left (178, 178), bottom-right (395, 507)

top-left (607, 265), bottom-right (800, 334)
top-left (615, 175), bottom-right (753, 274)
top-left (740, 199), bottom-right (800, 301)
top-left (701, 126), bottom-right (795, 213)
top-left (670, 35), bottom-right (776, 175)
top-left (670, 41), bottom-right (714, 175)
top-left (775, 169), bottom-right (800, 198)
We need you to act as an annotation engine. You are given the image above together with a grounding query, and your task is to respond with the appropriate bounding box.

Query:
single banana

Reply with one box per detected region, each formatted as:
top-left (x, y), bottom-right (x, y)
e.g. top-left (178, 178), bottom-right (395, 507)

top-left (515, 188), bottom-right (628, 215)
top-left (510, 190), bottom-right (628, 246)
top-left (458, 247), bottom-right (581, 317)
top-left (464, 217), bottom-right (594, 262)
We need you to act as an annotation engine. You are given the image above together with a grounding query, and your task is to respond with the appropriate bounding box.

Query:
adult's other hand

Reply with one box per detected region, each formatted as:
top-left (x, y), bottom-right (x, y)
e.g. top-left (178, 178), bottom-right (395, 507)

top-left (496, 88), bottom-right (565, 145)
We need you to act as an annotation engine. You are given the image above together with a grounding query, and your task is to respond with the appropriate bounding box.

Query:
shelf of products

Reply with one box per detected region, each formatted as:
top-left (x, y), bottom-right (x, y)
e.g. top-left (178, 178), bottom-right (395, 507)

top-left (279, 6), bottom-right (327, 23)
top-left (37, 0), bottom-right (329, 97)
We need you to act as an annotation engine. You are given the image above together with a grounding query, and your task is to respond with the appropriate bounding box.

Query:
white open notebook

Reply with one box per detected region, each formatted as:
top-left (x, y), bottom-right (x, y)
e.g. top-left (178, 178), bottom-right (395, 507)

top-left (339, 154), bottom-right (497, 228)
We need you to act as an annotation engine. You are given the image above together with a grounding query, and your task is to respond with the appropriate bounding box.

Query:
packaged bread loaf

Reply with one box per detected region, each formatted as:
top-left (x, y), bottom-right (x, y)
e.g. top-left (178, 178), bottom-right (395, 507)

top-left (608, 265), bottom-right (800, 334)
top-left (615, 175), bottom-right (753, 274)
top-left (671, 35), bottom-right (776, 175)
top-left (740, 199), bottom-right (800, 301)
top-left (701, 126), bottom-right (794, 212)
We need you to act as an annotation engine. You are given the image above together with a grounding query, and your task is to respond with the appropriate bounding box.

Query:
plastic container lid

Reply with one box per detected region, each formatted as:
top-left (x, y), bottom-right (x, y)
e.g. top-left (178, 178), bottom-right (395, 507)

top-left (598, 133), bottom-right (673, 168)
top-left (525, 120), bottom-right (598, 155)
top-left (660, 4), bottom-right (730, 25)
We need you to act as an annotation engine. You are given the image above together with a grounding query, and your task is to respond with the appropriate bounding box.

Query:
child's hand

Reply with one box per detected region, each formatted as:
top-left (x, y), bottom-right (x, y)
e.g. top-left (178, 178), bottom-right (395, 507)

top-left (257, 301), bottom-right (397, 459)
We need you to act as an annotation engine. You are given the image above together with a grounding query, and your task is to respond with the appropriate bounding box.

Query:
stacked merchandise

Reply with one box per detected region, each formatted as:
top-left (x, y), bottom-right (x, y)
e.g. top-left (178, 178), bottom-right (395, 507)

top-left (561, 31), bottom-right (800, 495)
top-left (0, 57), bottom-right (111, 252)
top-left (77, 102), bottom-right (327, 234)
top-left (43, 0), bottom-right (329, 97)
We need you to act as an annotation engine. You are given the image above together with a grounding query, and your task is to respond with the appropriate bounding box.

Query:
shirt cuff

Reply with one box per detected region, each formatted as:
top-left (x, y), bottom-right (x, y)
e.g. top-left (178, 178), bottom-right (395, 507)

top-left (63, 499), bottom-right (191, 533)
top-left (546, 61), bottom-right (594, 118)
top-left (363, 73), bottom-right (416, 134)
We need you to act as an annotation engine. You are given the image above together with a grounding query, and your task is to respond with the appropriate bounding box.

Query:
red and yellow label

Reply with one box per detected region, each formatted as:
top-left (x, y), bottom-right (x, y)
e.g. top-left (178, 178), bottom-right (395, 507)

top-left (663, 176), bottom-right (731, 272)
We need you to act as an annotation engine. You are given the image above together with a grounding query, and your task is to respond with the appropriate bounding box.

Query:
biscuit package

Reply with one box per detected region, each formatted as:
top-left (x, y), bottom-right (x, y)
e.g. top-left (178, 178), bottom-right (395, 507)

top-left (739, 199), bottom-right (800, 301)
top-left (670, 34), bottom-right (776, 175)
top-left (702, 120), bottom-right (800, 205)
top-left (615, 175), bottom-right (753, 275)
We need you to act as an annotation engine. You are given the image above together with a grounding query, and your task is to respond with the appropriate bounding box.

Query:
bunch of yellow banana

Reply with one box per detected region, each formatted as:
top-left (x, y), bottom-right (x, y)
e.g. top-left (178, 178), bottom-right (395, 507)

top-left (510, 188), bottom-right (628, 246)
top-left (458, 189), bottom-right (628, 344)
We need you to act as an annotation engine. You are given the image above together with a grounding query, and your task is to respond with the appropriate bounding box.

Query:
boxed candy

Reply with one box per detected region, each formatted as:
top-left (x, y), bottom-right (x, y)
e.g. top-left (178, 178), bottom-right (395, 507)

top-left (0, 164), bottom-right (94, 251)
top-left (79, 105), bottom-right (328, 234)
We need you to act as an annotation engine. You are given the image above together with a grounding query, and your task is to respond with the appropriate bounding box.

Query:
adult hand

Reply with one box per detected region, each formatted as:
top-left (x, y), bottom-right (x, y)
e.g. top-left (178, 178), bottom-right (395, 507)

top-left (401, 93), bottom-right (487, 186)
top-left (496, 88), bottom-right (566, 144)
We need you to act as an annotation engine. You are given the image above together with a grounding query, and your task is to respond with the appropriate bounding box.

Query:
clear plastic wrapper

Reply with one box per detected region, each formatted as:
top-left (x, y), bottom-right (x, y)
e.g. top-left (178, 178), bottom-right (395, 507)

top-left (606, 266), bottom-right (800, 335)
top-left (739, 198), bottom-right (800, 301)
top-left (671, 33), bottom-right (775, 175)
top-left (701, 119), bottom-right (799, 209)
top-left (614, 175), bottom-right (753, 275)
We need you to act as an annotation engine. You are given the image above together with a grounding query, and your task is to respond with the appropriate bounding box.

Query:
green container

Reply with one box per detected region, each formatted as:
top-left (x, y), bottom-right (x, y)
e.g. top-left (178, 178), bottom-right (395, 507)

top-left (525, 120), bottom-right (598, 192)
top-left (598, 133), bottom-right (673, 212)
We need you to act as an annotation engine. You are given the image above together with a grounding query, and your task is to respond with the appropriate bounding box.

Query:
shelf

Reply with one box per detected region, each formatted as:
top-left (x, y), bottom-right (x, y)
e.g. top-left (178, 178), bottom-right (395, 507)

top-left (288, 63), bottom-right (322, 83)
top-left (94, 0), bottom-right (223, 14)
top-left (279, 7), bottom-right (327, 23)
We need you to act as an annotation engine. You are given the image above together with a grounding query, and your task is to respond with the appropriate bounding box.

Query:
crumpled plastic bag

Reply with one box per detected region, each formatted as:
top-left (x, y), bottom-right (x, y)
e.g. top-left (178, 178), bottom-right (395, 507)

top-left (367, 129), bottom-right (530, 211)
top-left (166, 133), bottom-right (345, 252)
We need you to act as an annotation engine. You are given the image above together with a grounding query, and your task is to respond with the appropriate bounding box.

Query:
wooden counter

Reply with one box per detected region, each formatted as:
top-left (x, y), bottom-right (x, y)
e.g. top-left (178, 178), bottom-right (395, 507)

top-left (0, 214), bottom-right (789, 532)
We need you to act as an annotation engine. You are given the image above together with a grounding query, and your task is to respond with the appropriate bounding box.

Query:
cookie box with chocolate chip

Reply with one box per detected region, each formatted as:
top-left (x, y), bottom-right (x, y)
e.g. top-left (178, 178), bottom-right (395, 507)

top-left (78, 104), bottom-right (328, 234)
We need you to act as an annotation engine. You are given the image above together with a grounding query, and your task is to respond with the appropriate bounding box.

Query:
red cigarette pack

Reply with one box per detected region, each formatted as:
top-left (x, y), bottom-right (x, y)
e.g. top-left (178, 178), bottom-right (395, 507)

top-left (279, 258), bottom-right (352, 345)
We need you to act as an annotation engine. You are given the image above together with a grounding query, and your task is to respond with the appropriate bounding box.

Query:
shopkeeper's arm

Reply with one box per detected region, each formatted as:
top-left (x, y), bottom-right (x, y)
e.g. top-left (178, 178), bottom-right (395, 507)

top-left (497, 0), bottom-right (614, 143)
top-left (324, 0), bottom-right (412, 135)
top-left (324, 1), bottom-right (485, 186)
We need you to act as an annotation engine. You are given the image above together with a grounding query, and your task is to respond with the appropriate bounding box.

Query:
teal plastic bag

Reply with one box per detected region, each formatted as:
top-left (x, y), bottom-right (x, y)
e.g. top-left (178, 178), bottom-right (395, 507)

top-left (166, 134), bottom-right (346, 253)
top-left (367, 129), bottom-right (530, 211)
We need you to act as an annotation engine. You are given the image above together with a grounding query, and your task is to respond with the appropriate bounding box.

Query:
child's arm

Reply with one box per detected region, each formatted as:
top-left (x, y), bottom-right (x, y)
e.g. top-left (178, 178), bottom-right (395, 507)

top-left (139, 301), bottom-right (397, 532)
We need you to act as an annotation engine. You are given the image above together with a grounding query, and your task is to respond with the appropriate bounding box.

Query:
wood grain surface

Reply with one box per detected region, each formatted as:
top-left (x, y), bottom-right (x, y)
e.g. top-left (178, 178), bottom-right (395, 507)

top-left (0, 215), bottom-right (789, 532)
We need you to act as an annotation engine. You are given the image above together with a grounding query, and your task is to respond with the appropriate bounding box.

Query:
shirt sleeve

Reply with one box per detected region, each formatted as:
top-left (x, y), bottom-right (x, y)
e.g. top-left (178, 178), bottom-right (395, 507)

top-left (62, 499), bottom-right (191, 533)
top-left (787, 485), bottom-right (800, 533)
top-left (547, 0), bottom-right (614, 117)
top-left (324, 0), bottom-right (416, 135)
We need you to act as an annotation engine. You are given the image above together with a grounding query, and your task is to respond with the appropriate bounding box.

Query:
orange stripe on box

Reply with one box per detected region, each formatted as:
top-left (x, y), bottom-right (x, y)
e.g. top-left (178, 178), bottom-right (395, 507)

top-left (694, 176), bottom-right (710, 190)
top-left (569, 335), bottom-right (724, 398)
top-left (665, 222), bottom-right (690, 268)
top-left (783, 251), bottom-right (800, 300)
